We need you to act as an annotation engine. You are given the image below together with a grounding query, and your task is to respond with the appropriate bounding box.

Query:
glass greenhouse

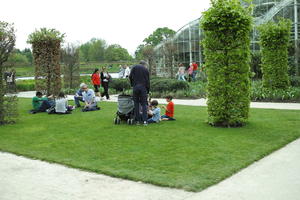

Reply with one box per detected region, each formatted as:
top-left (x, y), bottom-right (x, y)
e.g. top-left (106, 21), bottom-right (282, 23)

top-left (154, 0), bottom-right (300, 77)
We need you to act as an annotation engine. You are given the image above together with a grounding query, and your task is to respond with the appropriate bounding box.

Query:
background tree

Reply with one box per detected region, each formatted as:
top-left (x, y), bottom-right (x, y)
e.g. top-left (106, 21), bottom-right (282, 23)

top-left (28, 28), bottom-right (64, 95)
top-left (162, 40), bottom-right (178, 78)
top-left (143, 27), bottom-right (176, 46)
top-left (104, 44), bottom-right (132, 61)
top-left (7, 49), bottom-right (29, 65)
top-left (141, 45), bottom-right (156, 75)
top-left (62, 43), bottom-right (80, 89)
top-left (201, 0), bottom-right (253, 127)
top-left (79, 38), bottom-right (106, 62)
top-left (0, 21), bottom-right (18, 125)
top-left (258, 19), bottom-right (291, 89)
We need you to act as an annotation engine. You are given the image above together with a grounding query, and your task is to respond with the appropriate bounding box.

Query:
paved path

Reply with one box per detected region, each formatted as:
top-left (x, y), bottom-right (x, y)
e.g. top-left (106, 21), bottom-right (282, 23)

top-left (1, 138), bottom-right (300, 200)
top-left (16, 91), bottom-right (300, 110)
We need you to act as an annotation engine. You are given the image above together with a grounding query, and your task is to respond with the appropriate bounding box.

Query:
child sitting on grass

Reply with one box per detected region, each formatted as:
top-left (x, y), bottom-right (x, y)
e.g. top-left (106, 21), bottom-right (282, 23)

top-left (147, 100), bottom-right (161, 124)
top-left (161, 95), bottom-right (175, 121)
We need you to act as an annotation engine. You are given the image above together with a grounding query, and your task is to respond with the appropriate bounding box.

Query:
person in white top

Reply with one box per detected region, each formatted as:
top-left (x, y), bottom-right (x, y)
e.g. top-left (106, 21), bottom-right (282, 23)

top-left (55, 92), bottom-right (72, 114)
top-left (177, 63), bottom-right (186, 81)
top-left (124, 65), bottom-right (131, 78)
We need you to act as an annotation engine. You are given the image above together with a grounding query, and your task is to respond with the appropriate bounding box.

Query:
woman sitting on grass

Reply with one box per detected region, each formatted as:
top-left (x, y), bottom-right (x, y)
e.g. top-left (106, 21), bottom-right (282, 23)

top-left (53, 92), bottom-right (73, 114)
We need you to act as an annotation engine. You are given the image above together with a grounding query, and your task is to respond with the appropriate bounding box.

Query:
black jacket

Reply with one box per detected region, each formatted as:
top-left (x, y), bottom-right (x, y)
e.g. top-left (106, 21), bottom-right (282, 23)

top-left (129, 64), bottom-right (150, 93)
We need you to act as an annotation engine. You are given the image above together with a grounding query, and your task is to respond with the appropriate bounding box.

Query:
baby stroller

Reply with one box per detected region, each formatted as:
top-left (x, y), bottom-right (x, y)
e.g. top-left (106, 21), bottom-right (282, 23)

top-left (114, 94), bottom-right (135, 125)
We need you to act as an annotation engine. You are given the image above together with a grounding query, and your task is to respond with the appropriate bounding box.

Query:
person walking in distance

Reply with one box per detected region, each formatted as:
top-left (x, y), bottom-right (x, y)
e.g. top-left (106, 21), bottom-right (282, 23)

top-left (129, 60), bottom-right (150, 126)
top-left (91, 68), bottom-right (101, 97)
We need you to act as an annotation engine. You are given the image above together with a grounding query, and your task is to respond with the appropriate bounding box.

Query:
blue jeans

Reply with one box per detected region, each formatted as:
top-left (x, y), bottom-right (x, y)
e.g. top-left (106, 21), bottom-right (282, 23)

top-left (147, 118), bottom-right (157, 123)
top-left (74, 96), bottom-right (84, 107)
top-left (192, 71), bottom-right (197, 81)
top-left (38, 100), bottom-right (54, 112)
top-left (178, 74), bottom-right (186, 81)
top-left (133, 85), bottom-right (148, 122)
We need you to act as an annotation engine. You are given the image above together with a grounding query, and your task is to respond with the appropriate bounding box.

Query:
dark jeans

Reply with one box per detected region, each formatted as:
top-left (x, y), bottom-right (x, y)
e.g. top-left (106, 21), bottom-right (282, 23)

top-left (94, 85), bottom-right (100, 92)
top-left (38, 100), bottom-right (54, 112)
top-left (101, 82), bottom-right (110, 99)
top-left (74, 96), bottom-right (84, 107)
top-left (133, 85), bottom-right (148, 122)
top-left (161, 115), bottom-right (176, 121)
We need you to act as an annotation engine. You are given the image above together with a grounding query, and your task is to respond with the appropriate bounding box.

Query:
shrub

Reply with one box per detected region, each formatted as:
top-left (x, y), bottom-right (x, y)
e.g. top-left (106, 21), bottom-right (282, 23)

top-left (290, 76), bottom-right (300, 87)
top-left (150, 79), bottom-right (189, 92)
top-left (251, 80), bottom-right (300, 102)
top-left (201, 0), bottom-right (252, 127)
top-left (258, 19), bottom-right (291, 89)
top-left (16, 80), bottom-right (35, 91)
top-left (110, 78), bottom-right (131, 92)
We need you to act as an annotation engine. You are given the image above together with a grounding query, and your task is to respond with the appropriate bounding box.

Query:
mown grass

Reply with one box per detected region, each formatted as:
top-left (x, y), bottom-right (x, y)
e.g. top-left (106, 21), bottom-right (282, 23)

top-left (0, 98), bottom-right (300, 191)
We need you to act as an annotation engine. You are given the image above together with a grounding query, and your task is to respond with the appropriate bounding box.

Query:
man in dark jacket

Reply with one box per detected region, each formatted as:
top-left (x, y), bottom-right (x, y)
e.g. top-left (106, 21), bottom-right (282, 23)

top-left (129, 60), bottom-right (150, 125)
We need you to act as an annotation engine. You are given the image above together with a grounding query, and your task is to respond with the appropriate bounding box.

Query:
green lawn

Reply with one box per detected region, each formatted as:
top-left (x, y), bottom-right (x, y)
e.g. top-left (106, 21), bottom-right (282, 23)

top-left (1, 98), bottom-right (300, 191)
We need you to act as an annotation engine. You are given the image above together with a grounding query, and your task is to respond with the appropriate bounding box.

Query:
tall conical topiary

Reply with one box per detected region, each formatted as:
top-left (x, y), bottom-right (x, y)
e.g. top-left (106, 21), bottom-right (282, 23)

top-left (27, 28), bottom-right (65, 95)
top-left (201, 0), bottom-right (253, 127)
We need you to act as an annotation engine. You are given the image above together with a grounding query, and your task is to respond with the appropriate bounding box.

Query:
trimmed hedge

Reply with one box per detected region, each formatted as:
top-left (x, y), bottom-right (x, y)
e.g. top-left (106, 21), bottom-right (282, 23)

top-left (201, 0), bottom-right (252, 127)
top-left (109, 78), bottom-right (131, 92)
top-left (150, 78), bottom-right (189, 92)
top-left (258, 19), bottom-right (291, 89)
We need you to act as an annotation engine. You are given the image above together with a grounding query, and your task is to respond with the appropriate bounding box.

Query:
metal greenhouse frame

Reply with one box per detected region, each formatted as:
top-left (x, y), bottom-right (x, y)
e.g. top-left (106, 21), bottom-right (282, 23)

top-left (154, 0), bottom-right (300, 77)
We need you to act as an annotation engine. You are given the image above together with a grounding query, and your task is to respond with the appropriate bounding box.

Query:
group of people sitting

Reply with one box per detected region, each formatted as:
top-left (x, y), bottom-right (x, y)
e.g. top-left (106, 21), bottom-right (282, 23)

top-left (30, 85), bottom-right (176, 124)
top-left (30, 83), bottom-right (100, 114)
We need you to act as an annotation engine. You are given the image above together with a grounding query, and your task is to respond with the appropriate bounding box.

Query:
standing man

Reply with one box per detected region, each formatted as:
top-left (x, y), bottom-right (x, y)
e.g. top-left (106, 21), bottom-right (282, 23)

top-left (129, 60), bottom-right (150, 125)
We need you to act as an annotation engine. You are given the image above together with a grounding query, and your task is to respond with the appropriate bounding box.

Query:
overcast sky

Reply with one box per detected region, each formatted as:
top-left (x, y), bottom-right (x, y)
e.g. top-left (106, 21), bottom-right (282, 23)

top-left (1, 0), bottom-right (211, 55)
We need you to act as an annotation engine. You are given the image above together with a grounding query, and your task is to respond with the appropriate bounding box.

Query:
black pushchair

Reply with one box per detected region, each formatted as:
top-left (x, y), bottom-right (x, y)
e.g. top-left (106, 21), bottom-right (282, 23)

top-left (114, 94), bottom-right (135, 125)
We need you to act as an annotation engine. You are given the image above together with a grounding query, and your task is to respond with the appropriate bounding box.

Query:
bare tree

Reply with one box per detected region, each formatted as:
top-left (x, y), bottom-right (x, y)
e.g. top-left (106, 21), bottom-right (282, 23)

top-left (142, 45), bottom-right (156, 76)
top-left (62, 44), bottom-right (80, 89)
top-left (162, 40), bottom-right (178, 78)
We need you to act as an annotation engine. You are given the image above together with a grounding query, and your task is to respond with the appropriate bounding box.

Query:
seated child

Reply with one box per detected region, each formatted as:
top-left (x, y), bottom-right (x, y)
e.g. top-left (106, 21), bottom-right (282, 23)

top-left (147, 100), bottom-right (161, 124)
top-left (53, 92), bottom-right (73, 114)
top-left (161, 95), bottom-right (175, 121)
top-left (31, 92), bottom-right (54, 113)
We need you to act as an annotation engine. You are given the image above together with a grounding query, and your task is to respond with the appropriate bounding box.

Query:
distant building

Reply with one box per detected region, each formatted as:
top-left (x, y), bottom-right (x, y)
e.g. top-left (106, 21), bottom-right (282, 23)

top-left (154, 0), bottom-right (300, 77)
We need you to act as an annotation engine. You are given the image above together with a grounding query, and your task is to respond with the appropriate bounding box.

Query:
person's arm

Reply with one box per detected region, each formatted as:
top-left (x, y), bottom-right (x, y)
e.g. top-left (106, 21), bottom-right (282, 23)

top-left (129, 66), bottom-right (135, 86)
top-left (145, 68), bottom-right (150, 94)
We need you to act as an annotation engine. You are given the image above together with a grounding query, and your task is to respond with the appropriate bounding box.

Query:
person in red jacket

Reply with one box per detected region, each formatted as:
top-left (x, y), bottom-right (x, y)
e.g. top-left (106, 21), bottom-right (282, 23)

top-left (192, 61), bottom-right (198, 82)
top-left (91, 68), bottom-right (101, 96)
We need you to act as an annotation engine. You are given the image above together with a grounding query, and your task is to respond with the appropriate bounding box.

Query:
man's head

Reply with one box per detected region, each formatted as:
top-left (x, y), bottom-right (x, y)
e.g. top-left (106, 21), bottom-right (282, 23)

top-left (81, 83), bottom-right (88, 92)
top-left (139, 60), bottom-right (148, 67)
top-left (36, 91), bottom-right (43, 97)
